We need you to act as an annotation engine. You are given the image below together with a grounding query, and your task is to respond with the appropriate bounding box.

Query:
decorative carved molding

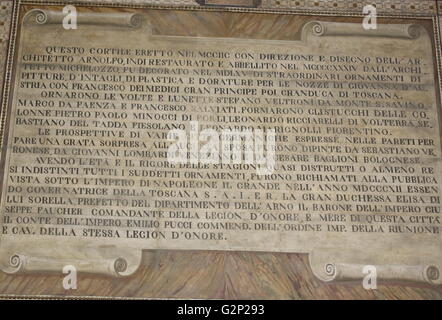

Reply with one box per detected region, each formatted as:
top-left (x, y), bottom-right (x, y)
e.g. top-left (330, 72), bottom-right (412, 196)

top-left (196, 0), bottom-right (261, 8)
top-left (322, 263), bottom-right (440, 285)
top-left (41, 0), bottom-right (199, 6)
top-left (25, 9), bottom-right (143, 28)
top-left (12, 0), bottom-right (440, 16)
top-left (261, 0), bottom-right (438, 16)
top-left (0, 245), bottom-right (143, 277)
top-left (309, 250), bottom-right (442, 285)
top-left (303, 21), bottom-right (424, 40)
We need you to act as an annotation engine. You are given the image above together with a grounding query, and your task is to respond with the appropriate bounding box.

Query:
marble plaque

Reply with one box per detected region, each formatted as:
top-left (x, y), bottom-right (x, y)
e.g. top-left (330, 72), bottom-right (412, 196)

top-left (0, 0), bottom-right (441, 299)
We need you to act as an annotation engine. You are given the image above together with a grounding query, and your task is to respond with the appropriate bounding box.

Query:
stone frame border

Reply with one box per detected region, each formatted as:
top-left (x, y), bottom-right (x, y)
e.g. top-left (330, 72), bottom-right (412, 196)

top-left (0, 0), bottom-right (440, 299)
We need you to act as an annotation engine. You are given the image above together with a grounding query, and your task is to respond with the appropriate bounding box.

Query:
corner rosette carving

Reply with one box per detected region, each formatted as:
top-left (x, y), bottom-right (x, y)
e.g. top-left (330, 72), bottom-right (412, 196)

top-left (324, 263), bottom-right (337, 280)
top-left (407, 24), bottom-right (421, 39)
top-left (7, 254), bottom-right (27, 274)
top-left (128, 13), bottom-right (143, 29)
top-left (310, 22), bottom-right (326, 37)
top-left (112, 257), bottom-right (129, 277)
top-left (0, 254), bottom-right (28, 274)
top-left (24, 9), bottom-right (48, 25)
top-left (424, 265), bottom-right (440, 284)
